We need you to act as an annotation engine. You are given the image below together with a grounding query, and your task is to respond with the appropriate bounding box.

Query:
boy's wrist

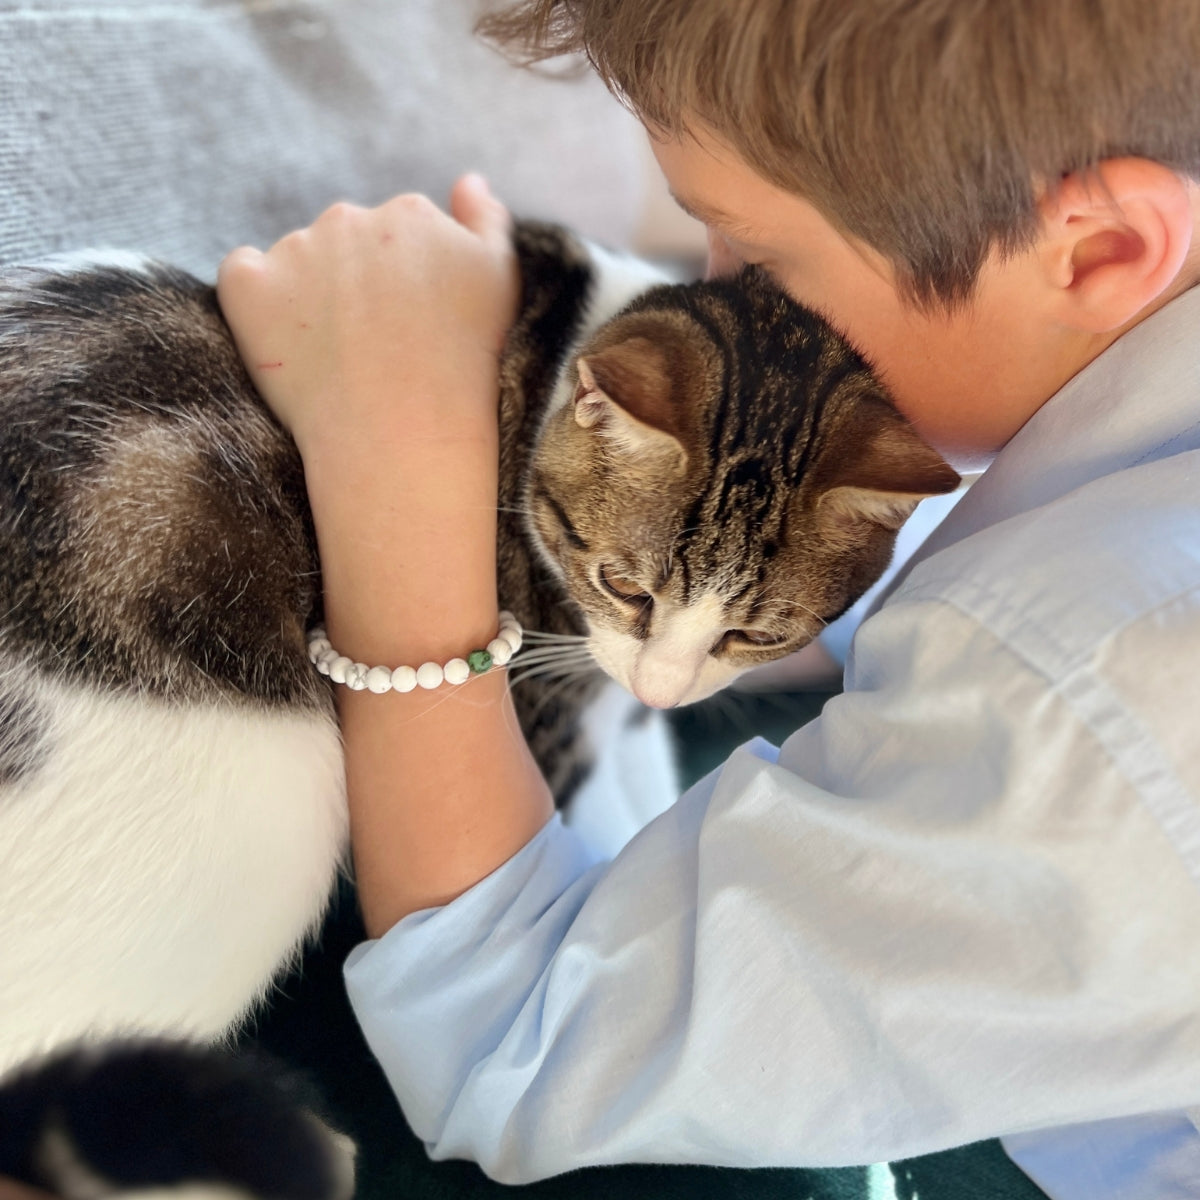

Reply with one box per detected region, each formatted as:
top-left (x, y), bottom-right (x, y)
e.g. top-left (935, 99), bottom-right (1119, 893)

top-left (287, 366), bottom-right (501, 463)
top-left (300, 422), bottom-right (500, 666)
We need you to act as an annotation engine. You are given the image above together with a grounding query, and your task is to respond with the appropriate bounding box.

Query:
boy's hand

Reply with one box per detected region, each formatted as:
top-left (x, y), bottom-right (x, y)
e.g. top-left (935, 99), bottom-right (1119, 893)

top-left (217, 176), bottom-right (516, 667)
top-left (216, 175), bottom-right (519, 462)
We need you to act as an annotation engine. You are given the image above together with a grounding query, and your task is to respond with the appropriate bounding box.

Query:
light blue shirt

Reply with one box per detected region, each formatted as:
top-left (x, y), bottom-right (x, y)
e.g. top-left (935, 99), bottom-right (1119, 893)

top-left (345, 286), bottom-right (1200, 1199)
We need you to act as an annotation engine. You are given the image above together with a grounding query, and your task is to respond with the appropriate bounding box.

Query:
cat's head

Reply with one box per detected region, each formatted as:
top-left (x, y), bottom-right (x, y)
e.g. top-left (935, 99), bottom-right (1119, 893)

top-left (526, 269), bottom-right (960, 708)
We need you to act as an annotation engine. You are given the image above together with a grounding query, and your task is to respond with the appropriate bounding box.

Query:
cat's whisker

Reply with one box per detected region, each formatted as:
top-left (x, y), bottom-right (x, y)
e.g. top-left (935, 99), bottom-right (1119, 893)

top-left (509, 654), bottom-right (594, 675)
top-left (513, 639), bottom-right (593, 654)
top-left (509, 646), bottom-right (595, 666)
top-left (512, 661), bottom-right (595, 677)
top-left (510, 651), bottom-right (596, 671)
top-left (512, 667), bottom-right (599, 721)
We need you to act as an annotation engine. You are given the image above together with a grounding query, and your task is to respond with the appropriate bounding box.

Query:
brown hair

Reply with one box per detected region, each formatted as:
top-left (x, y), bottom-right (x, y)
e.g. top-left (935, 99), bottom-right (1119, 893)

top-left (480, 0), bottom-right (1200, 308)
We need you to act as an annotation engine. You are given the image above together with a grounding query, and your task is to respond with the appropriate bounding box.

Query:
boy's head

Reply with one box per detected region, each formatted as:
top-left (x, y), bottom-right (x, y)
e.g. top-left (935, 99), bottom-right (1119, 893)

top-left (483, 0), bottom-right (1200, 464)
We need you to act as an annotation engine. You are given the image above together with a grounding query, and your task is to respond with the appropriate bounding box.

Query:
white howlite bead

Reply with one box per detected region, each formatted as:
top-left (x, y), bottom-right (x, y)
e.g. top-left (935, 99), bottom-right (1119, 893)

top-left (306, 617), bottom-right (523, 694)
top-left (365, 666), bottom-right (394, 694)
top-left (391, 665), bottom-right (418, 693)
top-left (443, 658), bottom-right (471, 685)
top-left (486, 638), bottom-right (513, 666)
top-left (416, 661), bottom-right (444, 690)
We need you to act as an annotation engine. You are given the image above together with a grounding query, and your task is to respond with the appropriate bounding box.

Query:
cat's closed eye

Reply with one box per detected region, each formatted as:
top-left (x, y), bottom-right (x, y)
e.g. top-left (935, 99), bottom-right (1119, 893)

top-left (711, 628), bottom-right (792, 655)
top-left (729, 628), bottom-right (790, 648)
top-left (598, 565), bottom-right (651, 604)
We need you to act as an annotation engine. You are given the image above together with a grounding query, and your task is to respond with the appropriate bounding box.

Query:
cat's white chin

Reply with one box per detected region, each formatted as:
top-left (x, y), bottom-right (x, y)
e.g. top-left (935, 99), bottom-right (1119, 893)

top-left (587, 624), bottom-right (745, 709)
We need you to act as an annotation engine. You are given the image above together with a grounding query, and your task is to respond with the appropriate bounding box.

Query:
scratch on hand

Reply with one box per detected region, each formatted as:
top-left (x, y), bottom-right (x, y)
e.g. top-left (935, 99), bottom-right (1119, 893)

top-left (257, 361), bottom-right (284, 369)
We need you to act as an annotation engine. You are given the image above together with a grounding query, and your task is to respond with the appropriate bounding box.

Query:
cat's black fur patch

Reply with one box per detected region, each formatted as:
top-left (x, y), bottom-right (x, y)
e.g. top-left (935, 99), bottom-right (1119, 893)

top-left (496, 225), bottom-right (612, 800)
top-left (0, 1040), bottom-right (353, 1200)
top-left (0, 686), bottom-right (47, 786)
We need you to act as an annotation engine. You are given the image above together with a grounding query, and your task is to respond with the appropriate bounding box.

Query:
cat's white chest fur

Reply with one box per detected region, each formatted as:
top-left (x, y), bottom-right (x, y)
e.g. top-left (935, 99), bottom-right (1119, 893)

top-left (0, 670), bottom-right (346, 1073)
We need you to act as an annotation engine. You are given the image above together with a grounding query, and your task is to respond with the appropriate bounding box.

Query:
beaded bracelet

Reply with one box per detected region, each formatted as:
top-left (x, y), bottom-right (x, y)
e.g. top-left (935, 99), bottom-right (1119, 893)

top-left (307, 611), bottom-right (522, 694)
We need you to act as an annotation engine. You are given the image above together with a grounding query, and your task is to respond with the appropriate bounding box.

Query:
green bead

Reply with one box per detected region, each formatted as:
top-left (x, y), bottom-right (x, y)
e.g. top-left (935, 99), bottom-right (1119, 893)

top-left (467, 649), bottom-right (493, 674)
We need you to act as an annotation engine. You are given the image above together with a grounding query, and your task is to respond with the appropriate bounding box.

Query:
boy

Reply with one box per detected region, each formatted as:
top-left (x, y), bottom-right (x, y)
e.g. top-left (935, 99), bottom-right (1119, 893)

top-left (216, 1), bottom-right (1200, 1196)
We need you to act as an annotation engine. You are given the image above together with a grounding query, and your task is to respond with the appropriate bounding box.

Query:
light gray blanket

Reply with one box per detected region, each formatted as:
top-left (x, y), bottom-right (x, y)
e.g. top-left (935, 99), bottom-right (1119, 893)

top-left (0, 0), bottom-right (644, 277)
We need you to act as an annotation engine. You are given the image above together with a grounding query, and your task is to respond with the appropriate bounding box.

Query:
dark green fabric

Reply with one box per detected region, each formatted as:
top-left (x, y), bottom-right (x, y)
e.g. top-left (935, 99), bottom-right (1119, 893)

top-left (242, 689), bottom-right (1048, 1200)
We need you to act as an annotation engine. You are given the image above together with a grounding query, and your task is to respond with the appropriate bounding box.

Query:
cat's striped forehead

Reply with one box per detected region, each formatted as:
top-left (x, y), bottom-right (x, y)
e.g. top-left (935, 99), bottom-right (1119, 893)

top-left (621, 269), bottom-right (881, 597)
top-left (526, 253), bottom-right (957, 707)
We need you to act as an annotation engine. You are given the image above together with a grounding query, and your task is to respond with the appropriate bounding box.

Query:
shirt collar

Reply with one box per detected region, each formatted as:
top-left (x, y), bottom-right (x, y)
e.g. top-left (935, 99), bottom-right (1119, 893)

top-left (899, 282), bottom-right (1200, 574)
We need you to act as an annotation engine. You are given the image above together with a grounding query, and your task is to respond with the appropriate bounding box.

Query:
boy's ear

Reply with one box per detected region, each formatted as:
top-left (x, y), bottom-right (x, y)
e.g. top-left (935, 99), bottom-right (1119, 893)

top-left (1038, 157), bottom-right (1194, 333)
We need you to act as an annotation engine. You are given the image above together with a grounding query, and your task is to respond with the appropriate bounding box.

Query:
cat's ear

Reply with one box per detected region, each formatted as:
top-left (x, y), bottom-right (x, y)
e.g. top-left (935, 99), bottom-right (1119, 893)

top-left (818, 400), bottom-right (961, 531)
top-left (573, 338), bottom-right (688, 470)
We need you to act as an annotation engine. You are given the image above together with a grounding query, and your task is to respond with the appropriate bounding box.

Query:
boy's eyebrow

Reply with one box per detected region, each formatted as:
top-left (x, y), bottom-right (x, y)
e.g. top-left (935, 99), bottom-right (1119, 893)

top-left (669, 191), bottom-right (762, 242)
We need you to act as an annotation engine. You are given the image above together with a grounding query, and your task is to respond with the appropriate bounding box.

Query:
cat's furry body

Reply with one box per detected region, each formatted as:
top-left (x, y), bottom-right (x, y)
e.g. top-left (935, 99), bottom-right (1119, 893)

top-left (0, 228), bottom-right (668, 1074)
top-left (0, 225), bottom-right (957, 1076)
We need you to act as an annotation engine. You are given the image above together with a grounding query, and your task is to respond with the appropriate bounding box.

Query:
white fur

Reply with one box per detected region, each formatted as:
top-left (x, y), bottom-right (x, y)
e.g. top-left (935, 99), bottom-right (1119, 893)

top-left (0, 669), bottom-right (346, 1075)
top-left (588, 593), bottom-right (751, 709)
top-left (12, 248), bottom-right (159, 279)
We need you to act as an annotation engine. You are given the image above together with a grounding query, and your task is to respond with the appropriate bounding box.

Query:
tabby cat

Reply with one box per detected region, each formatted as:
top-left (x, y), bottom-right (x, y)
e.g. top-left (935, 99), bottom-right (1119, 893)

top-left (0, 222), bottom-right (959, 1076)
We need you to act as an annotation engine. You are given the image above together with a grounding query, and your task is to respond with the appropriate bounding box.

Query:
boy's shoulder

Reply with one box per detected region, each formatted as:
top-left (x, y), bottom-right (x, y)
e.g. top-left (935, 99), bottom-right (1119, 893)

top-left (896, 447), bottom-right (1200, 682)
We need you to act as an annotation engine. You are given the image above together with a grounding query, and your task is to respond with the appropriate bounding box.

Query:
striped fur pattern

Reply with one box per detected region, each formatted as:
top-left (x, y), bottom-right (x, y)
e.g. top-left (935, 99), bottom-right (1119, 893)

top-left (0, 224), bottom-right (956, 1080)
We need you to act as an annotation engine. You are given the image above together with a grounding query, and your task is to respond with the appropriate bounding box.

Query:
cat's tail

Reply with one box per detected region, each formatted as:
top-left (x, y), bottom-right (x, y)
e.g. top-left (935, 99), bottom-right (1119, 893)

top-left (0, 1038), bottom-right (355, 1200)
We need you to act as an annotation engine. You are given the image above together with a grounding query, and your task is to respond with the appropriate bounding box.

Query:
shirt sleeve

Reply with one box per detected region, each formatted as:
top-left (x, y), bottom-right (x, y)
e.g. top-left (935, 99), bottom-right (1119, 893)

top-left (344, 591), bottom-right (1200, 1184)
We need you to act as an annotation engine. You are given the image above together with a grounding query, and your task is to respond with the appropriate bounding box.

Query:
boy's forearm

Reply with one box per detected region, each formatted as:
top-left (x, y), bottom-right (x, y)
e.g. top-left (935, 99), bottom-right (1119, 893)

top-left (303, 420), bottom-right (501, 662)
top-left (301, 390), bottom-right (553, 937)
top-left (215, 185), bottom-right (540, 937)
top-left (338, 677), bottom-right (553, 937)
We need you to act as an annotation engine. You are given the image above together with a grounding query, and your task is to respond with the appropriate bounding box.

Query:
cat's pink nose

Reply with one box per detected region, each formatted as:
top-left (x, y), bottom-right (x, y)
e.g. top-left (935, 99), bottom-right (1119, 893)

top-left (630, 682), bottom-right (683, 709)
top-left (631, 652), bottom-right (702, 709)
